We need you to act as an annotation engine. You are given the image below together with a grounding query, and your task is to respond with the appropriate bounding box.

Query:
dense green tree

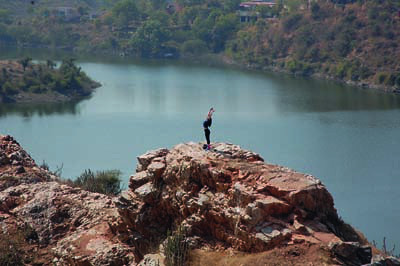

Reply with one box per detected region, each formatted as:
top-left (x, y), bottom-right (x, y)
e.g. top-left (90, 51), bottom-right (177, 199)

top-left (111, 0), bottom-right (139, 26)
top-left (210, 13), bottom-right (238, 52)
top-left (182, 39), bottom-right (208, 55)
top-left (46, 60), bottom-right (56, 69)
top-left (311, 2), bottom-right (321, 20)
top-left (221, 0), bottom-right (241, 12)
top-left (177, 0), bottom-right (205, 7)
top-left (130, 19), bottom-right (170, 57)
top-left (18, 57), bottom-right (32, 72)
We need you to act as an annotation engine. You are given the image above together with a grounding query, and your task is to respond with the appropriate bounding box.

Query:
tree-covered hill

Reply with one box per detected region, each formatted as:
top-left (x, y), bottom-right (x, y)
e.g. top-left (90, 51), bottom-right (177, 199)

top-left (0, 0), bottom-right (399, 91)
top-left (0, 0), bottom-right (111, 15)
top-left (0, 58), bottom-right (100, 103)
top-left (229, 1), bottom-right (400, 91)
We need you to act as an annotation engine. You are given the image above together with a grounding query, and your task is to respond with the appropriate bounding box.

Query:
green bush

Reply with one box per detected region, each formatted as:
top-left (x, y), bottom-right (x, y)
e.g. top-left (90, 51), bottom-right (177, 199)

top-left (285, 59), bottom-right (313, 76)
top-left (283, 13), bottom-right (303, 32)
top-left (335, 62), bottom-right (349, 79)
top-left (3, 82), bottom-right (17, 95)
top-left (310, 2), bottom-right (321, 20)
top-left (181, 39), bottom-right (208, 55)
top-left (334, 30), bottom-right (353, 56)
top-left (285, 59), bottom-right (298, 73)
top-left (377, 72), bottom-right (388, 84)
top-left (165, 227), bottom-right (190, 266)
top-left (73, 169), bottom-right (122, 195)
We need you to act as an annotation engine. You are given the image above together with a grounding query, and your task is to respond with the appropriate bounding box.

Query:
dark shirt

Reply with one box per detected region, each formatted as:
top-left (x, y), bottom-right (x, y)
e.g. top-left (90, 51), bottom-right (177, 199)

top-left (203, 118), bottom-right (212, 129)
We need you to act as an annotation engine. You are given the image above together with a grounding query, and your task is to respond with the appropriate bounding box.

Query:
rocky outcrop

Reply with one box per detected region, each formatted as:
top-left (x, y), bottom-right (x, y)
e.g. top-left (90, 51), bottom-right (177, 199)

top-left (0, 137), bottom-right (391, 265)
top-left (115, 142), bottom-right (371, 264)
top-left (0, 135), bottom-right (133, 265)
top-left (0, 135), bottom-right (53, 191)
top-left (0, 182), bottom-right (134, 265)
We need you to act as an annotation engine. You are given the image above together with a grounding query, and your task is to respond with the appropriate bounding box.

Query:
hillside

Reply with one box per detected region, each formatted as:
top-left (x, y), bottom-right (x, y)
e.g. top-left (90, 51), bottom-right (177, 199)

top-left (1, 135), bottom-right (399, 265)
top-left (228, 1), bottom-right (400, 92)
top-left (0, 0), bottom-right (399, 92)
top-left (0, 0), bottom-right (111, 15)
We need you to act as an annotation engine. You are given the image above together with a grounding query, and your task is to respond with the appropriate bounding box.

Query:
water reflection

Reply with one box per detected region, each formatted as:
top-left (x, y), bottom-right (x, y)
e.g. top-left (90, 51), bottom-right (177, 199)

top-left (264, 72), bottom-right (400, 112)
top-left (4, 46), bottom-right (400, 115)
top-left (0, 101), bottom-right (81, 118)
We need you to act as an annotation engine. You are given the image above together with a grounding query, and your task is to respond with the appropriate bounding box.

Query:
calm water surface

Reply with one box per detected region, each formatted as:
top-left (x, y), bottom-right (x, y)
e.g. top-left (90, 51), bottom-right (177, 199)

top-left (1, 50), bottom-right (400, 247)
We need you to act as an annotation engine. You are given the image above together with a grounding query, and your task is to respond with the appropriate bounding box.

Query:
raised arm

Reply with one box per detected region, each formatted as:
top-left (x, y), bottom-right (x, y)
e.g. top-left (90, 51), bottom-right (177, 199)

top-left (207, 107), bottom-right (215, 119)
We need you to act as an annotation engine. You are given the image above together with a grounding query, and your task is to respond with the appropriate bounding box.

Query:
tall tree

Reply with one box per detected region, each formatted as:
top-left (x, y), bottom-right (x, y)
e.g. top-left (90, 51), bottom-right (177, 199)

top-left (46, 59), bottom-right (56, 69)
top-left (130, 20), bottom-right (170, 57)
top-left (18, 57), bottom-right (32, 72)
top-left (111, 0), bottom-right (139, 26)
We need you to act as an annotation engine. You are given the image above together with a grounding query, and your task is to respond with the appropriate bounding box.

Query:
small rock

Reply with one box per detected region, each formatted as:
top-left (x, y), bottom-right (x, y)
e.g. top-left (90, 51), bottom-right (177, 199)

top-left (370, 255), bottom-right (400, 266)
top-left (138, 254), bottom-right (164, 266)
top-left (137, 148), bottom-right (169, 171)
top-left (130, 171), bottom-right (151, 190)
top-left (147, 162), bottom-right (166, 179)
top-left (12, 160), bottom-right (21, 166)
top-left (329, 241), bottom-right (372, 265)
top-left (134, 183), bottom-right (158, 203)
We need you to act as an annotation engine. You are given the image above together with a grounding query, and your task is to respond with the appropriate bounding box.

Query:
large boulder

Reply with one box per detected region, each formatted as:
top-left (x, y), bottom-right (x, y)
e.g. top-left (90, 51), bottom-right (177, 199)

top-left (116, 142), bottom-right (363, 261)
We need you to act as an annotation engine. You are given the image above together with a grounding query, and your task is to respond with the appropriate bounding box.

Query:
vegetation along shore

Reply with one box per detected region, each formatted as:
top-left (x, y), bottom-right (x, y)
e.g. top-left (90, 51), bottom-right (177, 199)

top-left (0, 58), bottom-right (100, 103)
top-left (0, 0), bottom-right (399, 92)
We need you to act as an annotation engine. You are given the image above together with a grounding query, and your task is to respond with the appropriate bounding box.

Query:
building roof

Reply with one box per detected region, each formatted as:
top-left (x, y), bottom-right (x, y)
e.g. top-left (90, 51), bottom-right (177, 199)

top-left (240, 1), bottom-right (276, 8)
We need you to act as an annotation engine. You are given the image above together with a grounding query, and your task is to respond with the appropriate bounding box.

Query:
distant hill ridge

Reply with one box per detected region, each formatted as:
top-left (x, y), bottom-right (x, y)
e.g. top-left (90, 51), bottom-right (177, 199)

top-left (0, 0), bottom-right (399, 92)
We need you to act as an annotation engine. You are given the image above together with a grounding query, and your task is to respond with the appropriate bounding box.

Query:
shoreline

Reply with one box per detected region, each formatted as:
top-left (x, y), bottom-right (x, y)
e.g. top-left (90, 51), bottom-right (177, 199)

top-left (0, 82), bottom-right (101, 104)
top-left (144, 50), bottom-right (400, 95)
top-left (1, 45), bottom-right (399, 96)
top-left (215, 54), bottom-right (400, 95)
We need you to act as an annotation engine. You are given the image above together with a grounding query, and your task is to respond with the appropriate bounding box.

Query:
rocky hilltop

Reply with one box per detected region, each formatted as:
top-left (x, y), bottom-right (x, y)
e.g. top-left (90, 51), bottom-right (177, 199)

top-left (0, 135), bottom-right (398, 265)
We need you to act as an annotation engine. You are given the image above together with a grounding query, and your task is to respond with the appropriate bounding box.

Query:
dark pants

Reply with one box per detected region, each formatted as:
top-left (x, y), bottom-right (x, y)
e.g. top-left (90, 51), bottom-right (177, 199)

top-left (204, 128), bottom-right (210, 145)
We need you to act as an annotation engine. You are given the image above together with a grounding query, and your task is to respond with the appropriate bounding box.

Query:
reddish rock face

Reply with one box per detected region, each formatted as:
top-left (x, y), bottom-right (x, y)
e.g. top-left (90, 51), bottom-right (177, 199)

top-left (0, 135), bottom-right (134, 265)
top-left (0, 137), bottom-right (381, 265)
top-left (116, 142), bottom-right (368, 263)
top-left (0, 182), bottom-right (134, 265)
top-left (0, 135), bottom-right (53, 191)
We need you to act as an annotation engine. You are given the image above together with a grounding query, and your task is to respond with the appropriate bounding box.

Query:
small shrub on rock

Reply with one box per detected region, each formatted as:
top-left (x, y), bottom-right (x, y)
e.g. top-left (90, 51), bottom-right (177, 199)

top-left (73, 169), bottom-right (122, 195)
top-left (165, 227), bottom-right (190, 266)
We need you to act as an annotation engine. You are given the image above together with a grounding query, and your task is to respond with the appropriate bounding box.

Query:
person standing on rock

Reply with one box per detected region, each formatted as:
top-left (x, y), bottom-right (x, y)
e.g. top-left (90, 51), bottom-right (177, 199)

top-left (203, 107), bottom-right (215, 150)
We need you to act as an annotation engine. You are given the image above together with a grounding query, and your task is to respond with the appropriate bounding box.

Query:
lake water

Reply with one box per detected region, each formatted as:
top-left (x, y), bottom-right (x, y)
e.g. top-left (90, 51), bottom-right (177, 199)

top-left (1, 50), bottom-right (400, 248)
